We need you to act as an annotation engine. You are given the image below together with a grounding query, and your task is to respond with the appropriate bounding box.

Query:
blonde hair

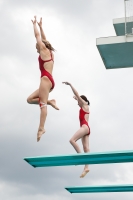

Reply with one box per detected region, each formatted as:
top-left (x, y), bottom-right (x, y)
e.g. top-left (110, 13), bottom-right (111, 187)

top-left (42, 40), bottom-right (55, 51)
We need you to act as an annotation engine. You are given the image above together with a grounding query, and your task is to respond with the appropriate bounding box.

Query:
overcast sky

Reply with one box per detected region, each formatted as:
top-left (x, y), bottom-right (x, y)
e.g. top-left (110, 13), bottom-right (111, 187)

top-left (1, 0), bottom-right (133, 199)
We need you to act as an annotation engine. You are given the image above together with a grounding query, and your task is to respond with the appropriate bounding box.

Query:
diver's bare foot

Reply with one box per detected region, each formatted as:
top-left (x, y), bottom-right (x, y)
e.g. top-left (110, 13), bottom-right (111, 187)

top-left (49, 99), bottom-right (59, 110)
top-left (37, 128), bottom-right (45, 142)
top-left (80, 168), bottom-right (90, 178)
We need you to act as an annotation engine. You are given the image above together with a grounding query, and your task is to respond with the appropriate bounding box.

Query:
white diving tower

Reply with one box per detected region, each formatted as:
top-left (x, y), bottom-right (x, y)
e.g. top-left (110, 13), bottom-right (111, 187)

top-left (113, 17), bottom-right (133, 36)
top-left (97, 0), bottom-right (133, 69)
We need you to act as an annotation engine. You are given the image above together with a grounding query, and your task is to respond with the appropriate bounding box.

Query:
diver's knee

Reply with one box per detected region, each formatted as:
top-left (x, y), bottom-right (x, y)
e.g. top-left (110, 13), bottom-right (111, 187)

top-left (69, 138), bottom-right (74, 145)
top-left (39, 101), bottom-right (47, 109)
top-left (27, 97), bottom-right (32, 104)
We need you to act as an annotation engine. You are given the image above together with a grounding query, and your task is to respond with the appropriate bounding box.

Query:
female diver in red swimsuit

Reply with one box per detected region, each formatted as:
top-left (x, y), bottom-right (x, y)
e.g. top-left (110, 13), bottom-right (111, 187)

top-left (63, 82), bottom-right (90, 178)
top-left (27, 16), bottom-right (59, 142)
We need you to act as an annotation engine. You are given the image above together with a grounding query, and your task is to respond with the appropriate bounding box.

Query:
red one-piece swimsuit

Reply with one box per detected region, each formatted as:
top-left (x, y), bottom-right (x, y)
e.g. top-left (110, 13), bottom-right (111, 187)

top-left (38, 50), bottom-right (55, 90)
top-left (79, 108), bottom-right (90, 135)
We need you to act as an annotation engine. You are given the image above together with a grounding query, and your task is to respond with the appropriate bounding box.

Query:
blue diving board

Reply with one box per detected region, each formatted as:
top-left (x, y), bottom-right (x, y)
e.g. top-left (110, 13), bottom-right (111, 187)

top-left (65, 184), bottom-right (133, 193)
top-left (24, 149), bottom-right (133, 168)
top-left (96, 35), bottom-right (133, 69)
top-left (113, 17), bottom-right (133, 36)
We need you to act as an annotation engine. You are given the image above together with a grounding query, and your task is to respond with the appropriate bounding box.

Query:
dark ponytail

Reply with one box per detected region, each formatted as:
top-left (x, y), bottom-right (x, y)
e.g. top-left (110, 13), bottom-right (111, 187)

top-left (80, 95), bottom-right (90, 105)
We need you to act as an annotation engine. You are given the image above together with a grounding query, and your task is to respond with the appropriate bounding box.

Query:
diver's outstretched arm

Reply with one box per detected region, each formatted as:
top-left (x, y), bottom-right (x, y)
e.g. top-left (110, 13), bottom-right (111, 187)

top-left (37, 17), bottom-right (47, 41)
top-left (62, 82), bottom-right (84, 105)
top-left (31, 16), bottom-right (46, 49)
